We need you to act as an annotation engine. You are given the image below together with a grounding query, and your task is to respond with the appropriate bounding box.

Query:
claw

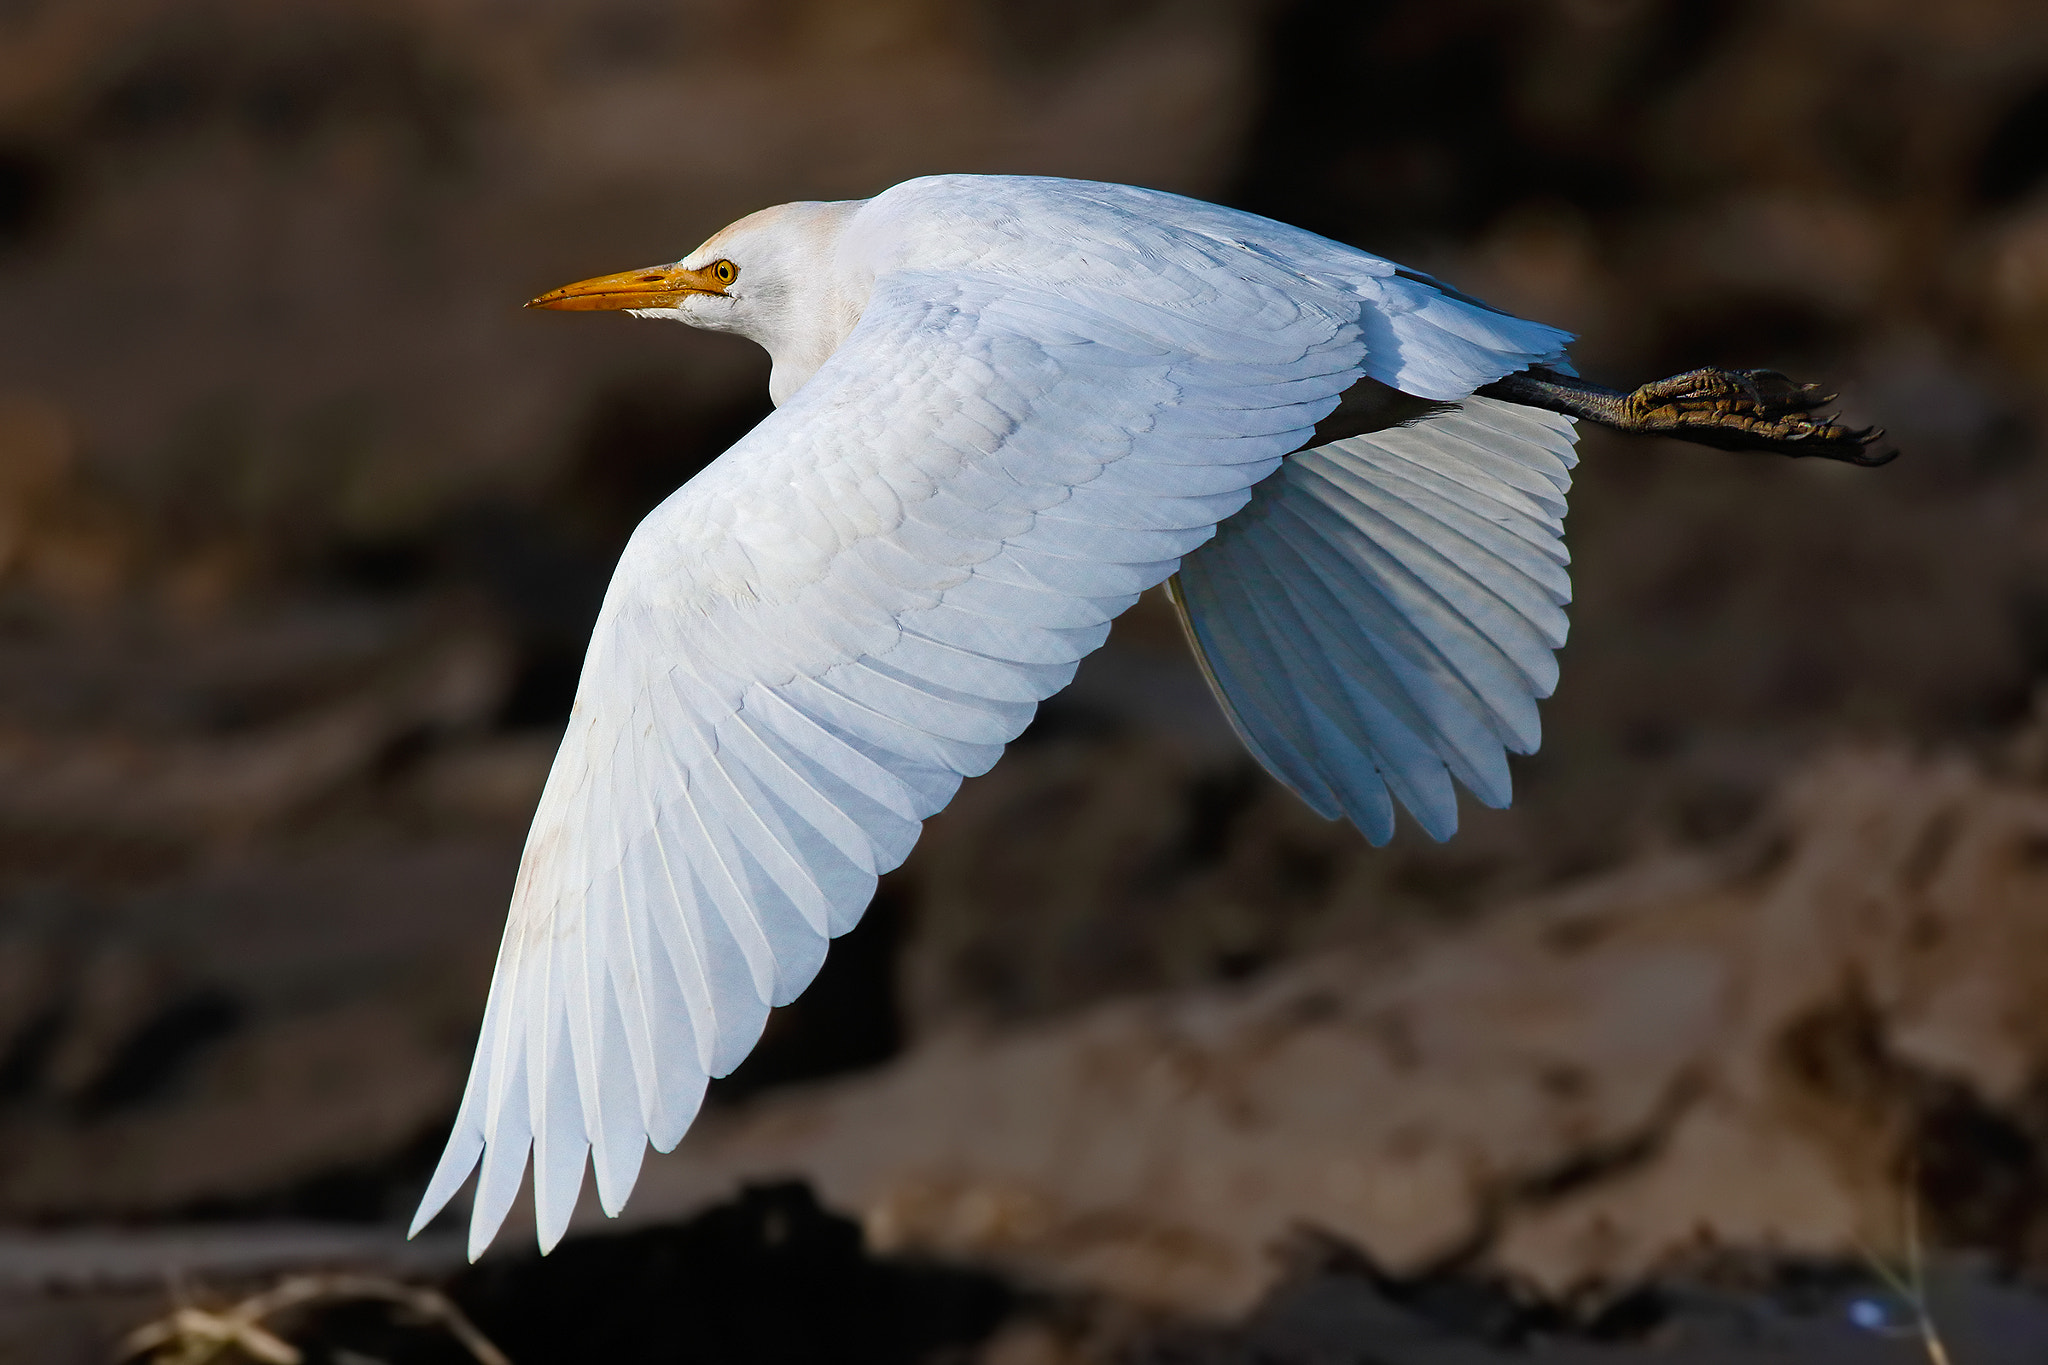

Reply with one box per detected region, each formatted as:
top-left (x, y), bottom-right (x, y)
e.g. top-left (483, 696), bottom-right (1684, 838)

top-left (1842, 434), bottom-right (1897, 467)
top-left (1616, 364), bottom-right (1893, 463)
top-left (1790, 422), bottom-right (1894, 466)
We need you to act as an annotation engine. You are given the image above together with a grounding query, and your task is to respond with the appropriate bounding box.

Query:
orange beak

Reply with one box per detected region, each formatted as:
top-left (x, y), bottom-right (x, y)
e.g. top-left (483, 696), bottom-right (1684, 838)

top-left (526, 261), bottom-right (729, 311)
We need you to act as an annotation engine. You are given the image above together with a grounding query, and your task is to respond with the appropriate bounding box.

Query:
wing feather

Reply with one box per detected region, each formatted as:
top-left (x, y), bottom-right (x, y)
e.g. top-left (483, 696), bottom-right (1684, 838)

top-left (586, 974), bottom-right (647, 1216)
top-left (1172, 552), bottom-right (1349, 820)
top-left (465, 1048), bottom-right (529, 1261)
top-left (1284, 529), bottom-right (1517, 812)
top-left (531, 1006), bottom-right (588, 1252)
top-left (1242, 530), bottom-right (1465, 834)
top-left (1173, 396), bottom-right (1578, 843)
top-left (633, 819), bottom-right (725, 1071)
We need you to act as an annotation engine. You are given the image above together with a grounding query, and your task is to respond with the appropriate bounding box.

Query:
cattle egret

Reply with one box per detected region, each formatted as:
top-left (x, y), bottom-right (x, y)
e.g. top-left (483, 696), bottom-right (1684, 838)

top-left (412, 175), bottom-right (1887, 1258)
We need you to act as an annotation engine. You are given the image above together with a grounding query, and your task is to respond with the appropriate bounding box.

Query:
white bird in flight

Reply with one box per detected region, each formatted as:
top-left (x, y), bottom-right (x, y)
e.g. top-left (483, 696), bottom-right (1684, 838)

top-left (411, 174), bottom-right (1887, 1259)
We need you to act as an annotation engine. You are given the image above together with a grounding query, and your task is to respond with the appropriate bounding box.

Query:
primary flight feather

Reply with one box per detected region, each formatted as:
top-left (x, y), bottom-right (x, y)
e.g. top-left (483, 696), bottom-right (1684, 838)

top-left (411, 174), bottom-right (1887, 1258)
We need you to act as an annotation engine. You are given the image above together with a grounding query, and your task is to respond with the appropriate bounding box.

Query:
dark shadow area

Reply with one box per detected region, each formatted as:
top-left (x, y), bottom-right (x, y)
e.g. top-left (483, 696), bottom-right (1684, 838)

top-left (174, 1121), bottom-right (458, 1226)
top-left (1228, 0), bottom-right (1744, 251)
top-left (76, 989), bottom-right (245, 1117)
top-left (0, 145), bottom-right (60, 249)
top-left (1127, 1227), bottom-right (2048, 1364)
top-left (1977, 79), bottom-right (2048, 206)
top-left (290, 1182), bottom-right (1013, 1365)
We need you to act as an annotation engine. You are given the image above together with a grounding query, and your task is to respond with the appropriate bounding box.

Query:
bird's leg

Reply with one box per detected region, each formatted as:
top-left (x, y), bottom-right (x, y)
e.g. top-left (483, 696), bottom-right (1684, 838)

top-left (1306, 375), bottom-right (1456, 447)
top-left (1477, 365), bottom-right (1895, 465)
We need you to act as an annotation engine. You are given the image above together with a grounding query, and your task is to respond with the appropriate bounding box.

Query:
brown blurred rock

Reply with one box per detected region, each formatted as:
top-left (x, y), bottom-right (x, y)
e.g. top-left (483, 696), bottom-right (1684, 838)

top-left (0, 0), bottom-right (1274, 549)
top-left (0, 833), bottom-right (516, 1220)
top-left (0, 624), bottom-right (511, 845)
top-left (599, 744), bottom-right (2048, 1312)
top-left (0, 999), bottom-right (459, 1216)
top-left (399, 732), bottom-right (556, 827)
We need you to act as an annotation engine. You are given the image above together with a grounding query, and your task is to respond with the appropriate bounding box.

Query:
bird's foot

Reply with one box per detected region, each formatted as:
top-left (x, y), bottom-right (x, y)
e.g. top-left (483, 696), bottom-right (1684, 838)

top-left (1620, 367), bottom-right (1894, 465)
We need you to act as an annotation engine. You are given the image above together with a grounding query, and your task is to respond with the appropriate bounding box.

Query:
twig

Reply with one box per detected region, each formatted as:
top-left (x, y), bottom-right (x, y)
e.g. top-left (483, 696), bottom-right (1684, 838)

top-left (1901, 1180), bottom-right (1953, 1365)
top-left (1851, 1162), bottom-right (1955, 1365)
top-left (117, 1271), bottom-right (511, 1365)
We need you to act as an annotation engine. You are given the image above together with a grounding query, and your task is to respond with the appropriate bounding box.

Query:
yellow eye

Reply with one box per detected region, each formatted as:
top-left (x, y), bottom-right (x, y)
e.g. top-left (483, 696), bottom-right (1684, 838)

top-left (712, 260), bottom-right (736, 286)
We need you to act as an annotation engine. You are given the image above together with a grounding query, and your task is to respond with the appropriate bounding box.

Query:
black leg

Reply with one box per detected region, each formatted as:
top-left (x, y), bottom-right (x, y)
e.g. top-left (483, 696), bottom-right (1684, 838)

top-left (1476, 366), bottom-right (1895, 466)
top-left (1304, 376), bottom-right (1456, 448)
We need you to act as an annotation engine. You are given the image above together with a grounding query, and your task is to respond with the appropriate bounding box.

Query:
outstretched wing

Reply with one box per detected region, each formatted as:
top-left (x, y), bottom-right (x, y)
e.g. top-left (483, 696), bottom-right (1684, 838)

top-left (1172, 396), bottom-right (1578, 844)
top-left (421, 272), bottom-right (1355, 1258)
top-left (414, 178), bottom-right (1573, 1260)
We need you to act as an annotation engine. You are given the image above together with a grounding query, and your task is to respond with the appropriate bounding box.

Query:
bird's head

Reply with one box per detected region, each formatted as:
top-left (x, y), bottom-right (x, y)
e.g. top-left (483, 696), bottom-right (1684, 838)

top-left (527, 199), bottom-right (869, 404)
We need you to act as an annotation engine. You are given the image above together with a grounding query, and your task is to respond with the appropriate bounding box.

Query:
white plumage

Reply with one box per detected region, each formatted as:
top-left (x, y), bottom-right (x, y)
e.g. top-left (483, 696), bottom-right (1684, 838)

top-left (412, 174), bottom-right (1576, 1257)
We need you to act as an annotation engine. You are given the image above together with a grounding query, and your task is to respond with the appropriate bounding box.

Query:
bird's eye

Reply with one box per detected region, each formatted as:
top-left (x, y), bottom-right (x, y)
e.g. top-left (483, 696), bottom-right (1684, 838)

top-left (712, 260), bottom-right (736, 286)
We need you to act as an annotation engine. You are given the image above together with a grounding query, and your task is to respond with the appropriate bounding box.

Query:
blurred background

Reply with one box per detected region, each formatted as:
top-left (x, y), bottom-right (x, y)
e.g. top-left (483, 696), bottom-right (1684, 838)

top-left (3, 0), bottom-right (2048, 1360)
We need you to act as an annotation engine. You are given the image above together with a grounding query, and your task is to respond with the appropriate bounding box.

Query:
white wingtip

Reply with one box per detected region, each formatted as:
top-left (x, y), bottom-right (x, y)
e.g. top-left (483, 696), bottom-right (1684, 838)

top-left (533, 1137), bottom-right (589, 1253)
top-left (648, 1067), bottom-right (709, 1153)
top-left (592, 1125), bottom-right (647, 1218)
top-left (408, 1124), bottom-right (484, 1239)
top-left (467, 1131), bottom-right (531, 1262)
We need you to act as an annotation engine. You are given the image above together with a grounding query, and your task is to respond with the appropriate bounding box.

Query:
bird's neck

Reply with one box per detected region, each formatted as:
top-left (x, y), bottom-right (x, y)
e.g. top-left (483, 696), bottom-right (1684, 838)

top-left (746, 201), bottom-right (873, 407)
